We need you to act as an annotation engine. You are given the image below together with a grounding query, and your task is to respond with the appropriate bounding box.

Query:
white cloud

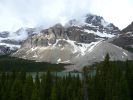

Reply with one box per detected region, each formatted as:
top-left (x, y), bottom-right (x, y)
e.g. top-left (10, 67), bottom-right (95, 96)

top-left (90, 0), bottom-right (133, 29)
top-left (0, 0), bottom-right (133, 32)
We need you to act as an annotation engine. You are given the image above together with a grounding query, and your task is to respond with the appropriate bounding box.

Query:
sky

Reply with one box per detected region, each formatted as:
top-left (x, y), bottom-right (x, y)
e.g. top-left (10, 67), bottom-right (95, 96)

top-left (0, 0), bottom-right (133, 32)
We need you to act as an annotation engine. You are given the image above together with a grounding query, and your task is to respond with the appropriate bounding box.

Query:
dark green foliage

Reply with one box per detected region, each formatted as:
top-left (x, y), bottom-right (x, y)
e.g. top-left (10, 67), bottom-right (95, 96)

top-left (0, 54), bottom-right (132, 100)
top-left (22, 75), bottom-right (34, 100)
top-left (92, 54), bottom-right (131, 100)
top-left (10, 79), bottom-right (23, 100)
top-left (125, 60), bottom-right (133, 100)
top-left (0, 55), bottom-right (67, 72)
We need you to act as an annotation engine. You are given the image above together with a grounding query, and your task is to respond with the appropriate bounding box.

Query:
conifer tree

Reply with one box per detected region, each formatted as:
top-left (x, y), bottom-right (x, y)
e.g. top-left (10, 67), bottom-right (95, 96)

top-left (50, 85), bottom-right (57, 100)
top-left (22, 75), bottom-right (34, 100)
top-left (31, 87), bottom-right (40, 100)
top-left (31, 73), bottom-right (40, 100)
top-left (125, 60), bottom-right (133, 100)
top-left (10, 79), bottom-right (23, 100)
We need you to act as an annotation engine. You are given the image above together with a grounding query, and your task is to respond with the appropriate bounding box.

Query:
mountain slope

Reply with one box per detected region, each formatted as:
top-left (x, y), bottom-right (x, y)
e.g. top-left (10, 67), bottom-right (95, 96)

top-left (0, 13), bottom-right (120, 55)
top-left (65, 41), bottom-right (133, 71)
top-left (66, 14), bottom-right (120, 40)
top-left (12, 18), bottom-right (132, 70)
top-left (112, 22), bottom-right (133, 52)
top-left (13, 37), bottom-right (132, 70)
top-left (0, 28), bottom-right (40, 55)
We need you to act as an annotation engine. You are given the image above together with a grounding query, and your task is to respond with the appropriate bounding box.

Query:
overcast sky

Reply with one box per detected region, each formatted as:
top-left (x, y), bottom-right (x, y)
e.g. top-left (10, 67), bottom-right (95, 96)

top-left (0, 0), bottom-right (133, 32)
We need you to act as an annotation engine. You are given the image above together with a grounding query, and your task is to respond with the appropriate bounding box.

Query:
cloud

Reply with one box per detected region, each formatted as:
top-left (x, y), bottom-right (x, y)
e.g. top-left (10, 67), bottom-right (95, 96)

top-left (90, 0), bottom-right (133, 29)
top-left (0, 0), bottom-right (92, 31)
top-left (0, 0), bottom-right (133, 31)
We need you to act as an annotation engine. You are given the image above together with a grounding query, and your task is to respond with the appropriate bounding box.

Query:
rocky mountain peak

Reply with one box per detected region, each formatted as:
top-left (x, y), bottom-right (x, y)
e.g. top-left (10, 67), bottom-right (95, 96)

top-left (112, 22), bottom-right (133, 51)
top-left (0, 13), bottom-right (122, 56)
top-left (122, 22), bottom-right (133, 33)
top-left (85, 14), bottom-right (105, 26)
top-left (0, 31), bottom-right (9, 38)
top-left (11, 14), bottom-right (133, 70)
top-left (66, 14), bottom-right (120, 37)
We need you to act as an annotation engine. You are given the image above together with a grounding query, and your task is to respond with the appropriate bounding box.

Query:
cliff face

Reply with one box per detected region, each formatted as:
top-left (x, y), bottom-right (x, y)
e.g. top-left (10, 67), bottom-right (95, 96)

top-left (12, 23), bottom-right (132, 70)
top-left (112, 22), bottom-right (133, 51)
top-left (0, 13), bottom-right (120, 55)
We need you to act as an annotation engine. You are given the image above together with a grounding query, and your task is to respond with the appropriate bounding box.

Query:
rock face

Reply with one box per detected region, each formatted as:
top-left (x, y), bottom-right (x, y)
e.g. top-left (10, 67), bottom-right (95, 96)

top-left (122, 22), bottom-right (133, 33)
top-left (65, 14), bottom-right (120, 44)
top-left (112, 22), bottom-right (133, 51)
top-left (65, 41), bottom-right (133, 71)
top-left (85, 14), bottom-right (120, 34)
top-left (0, 28), bottom-right (39, 55)
top-left (0, 14), bottom-right (121, 55)
top-left (12, 16), bottom-right (133, 70)
top-left (1, 13), bottom-right (133, 70)
top-left (13, 37), bottom-right (133, 71)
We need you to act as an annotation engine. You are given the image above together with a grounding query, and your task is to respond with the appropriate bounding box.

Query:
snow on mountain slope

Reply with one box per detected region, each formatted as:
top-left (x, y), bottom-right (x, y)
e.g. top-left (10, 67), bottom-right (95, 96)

top-left (0, 27), bottom-right (41, 55)
top-left (65, 41), bottom-right (133, 71)
top-left (0, 43), bottom-right (20, 49)
top-left (13, 38), bottom-right (133, 71)
top-left (66, 14), bottom-right (120, 37)
top-left (0, 13), bottom-right (120, 55)
top-left (12, 21), bottom-right (132, 71)
top-left (12, 38), bottom-right (102, 63)
top-left (84, 29), bottom-right (115, 38)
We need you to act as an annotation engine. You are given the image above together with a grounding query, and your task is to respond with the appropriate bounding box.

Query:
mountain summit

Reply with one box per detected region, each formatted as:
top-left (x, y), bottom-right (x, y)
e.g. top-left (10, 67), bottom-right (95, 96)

top-left (0, 14), bottom-right (120, 55)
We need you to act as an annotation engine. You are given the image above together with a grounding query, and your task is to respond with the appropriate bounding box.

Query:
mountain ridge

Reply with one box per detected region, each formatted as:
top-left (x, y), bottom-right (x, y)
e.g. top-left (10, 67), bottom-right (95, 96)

top-left (0, 13), bottom-right (120, 55)
top-left (11, 14), bottom-right (133, 70)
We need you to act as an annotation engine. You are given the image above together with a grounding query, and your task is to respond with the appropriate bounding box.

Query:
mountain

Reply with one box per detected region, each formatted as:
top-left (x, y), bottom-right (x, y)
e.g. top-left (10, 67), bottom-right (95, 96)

top-left (66, 14), bottom-right (120, 40)
top-left (12, 14), bottom-right (133, 70)
top-left (0, 13), bottom-right (132, 70)
top-left (0, 28), bottom-right (40, 55)
top-left (112, 22), bottom-right (133, 52)
top-left (0, 14), bottom-right (120, 55)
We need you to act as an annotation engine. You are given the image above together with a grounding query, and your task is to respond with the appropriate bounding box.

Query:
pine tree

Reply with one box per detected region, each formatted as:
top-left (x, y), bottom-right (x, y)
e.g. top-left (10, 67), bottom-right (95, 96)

top-left (10, 79), bottom-right (23, 100)
top-left (19, 67), bottom-right (26, 84)
top-left (94, 54), bottom-right (131, 100)
top-left (50, 85), bottom-right (57, 100)
top-left (125, 60), bottom-right (133, 100)
top-left (31, 87), bottom-right (40, 100)
top-left (40, 71), bottom-right (53, 100)
top-left (22, 75), bottom-right (34, 100)
top-left (94, 53), bottom-right (110, 100)
top-left (31, 73), bottom-right (40, 100)
top-left (35, 72), bottom-right (40, 90)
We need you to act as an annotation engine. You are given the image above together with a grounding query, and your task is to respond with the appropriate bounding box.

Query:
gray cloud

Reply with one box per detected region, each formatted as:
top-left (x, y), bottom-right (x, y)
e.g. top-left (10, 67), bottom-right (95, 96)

top-left (0, 0), bottom-right (133, 31)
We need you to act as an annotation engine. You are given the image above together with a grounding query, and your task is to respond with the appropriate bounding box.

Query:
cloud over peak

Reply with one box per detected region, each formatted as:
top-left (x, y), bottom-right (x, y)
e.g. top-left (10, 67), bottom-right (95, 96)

top-left (0, 0), bottom-right (133, 31)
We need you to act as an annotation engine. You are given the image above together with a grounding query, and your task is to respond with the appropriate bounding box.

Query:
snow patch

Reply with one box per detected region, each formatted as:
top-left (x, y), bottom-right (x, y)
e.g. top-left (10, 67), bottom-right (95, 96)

top-left (0, 43), bottom-right (20, 50)
top-left (84, 29), bottom-right (115, 38)
top-left (66, 39), bottom-right (102, 56)
top-left (61, 60), bottom-right (70, 63)
top-left (123, 52), bottom-right (128, 56)
top-left (31, 47), bottom-right (38, 51)
top-left (57, 58), bottom-right (61, 62)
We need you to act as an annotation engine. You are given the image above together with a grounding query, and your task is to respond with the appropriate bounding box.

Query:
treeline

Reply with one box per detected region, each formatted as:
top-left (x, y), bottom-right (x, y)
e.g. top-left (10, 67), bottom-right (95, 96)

top-left (0, 70), bottom-right (83, 100)
top-left (87, 54), bottom-right (133, 100)
top-left (0, 54), bottom-right (133, 100)
top-left (0, 55), bottom-right (66, 72)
